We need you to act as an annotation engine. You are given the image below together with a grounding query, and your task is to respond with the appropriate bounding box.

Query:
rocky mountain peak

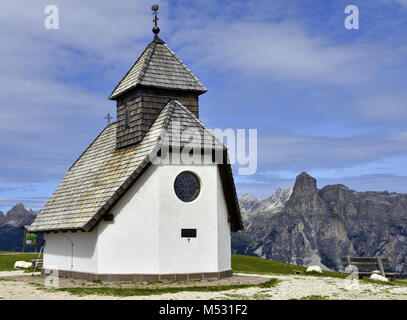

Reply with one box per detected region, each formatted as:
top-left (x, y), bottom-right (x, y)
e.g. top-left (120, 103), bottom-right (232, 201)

top-left (236, 173), bottom-right (407, 273)
top-left (261, 188), bottom-right (293, 211)
top-left (239, 188), bottom-right (293, 217)
top-left (281, 188), bottom-right (293, 199)
top-left (239, 194), bottom-right (261, 216)
top-left (285, 172), bottom-right (326, 214)
top-left (293, 172), bottom-right (317, 194)
top-left (2, 203), bottom-right (37, 227)
top-left (240, 193), bottom-right (259, 202)
top-left (274, 188), bottom-right (283, 196)
top-left (273, 188), bottom-right (291, 199)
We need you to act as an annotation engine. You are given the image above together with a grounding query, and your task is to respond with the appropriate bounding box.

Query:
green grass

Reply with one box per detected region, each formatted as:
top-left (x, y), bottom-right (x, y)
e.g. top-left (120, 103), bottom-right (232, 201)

top-left (259, 278), bottom-right (280, 288)
top-left (231, 255), bottom-right (347, 279)
top-left (361, 279), bottom-right (394, 286)
top-left (0, 251), bottom-right (39, 255)
top-left (361, 278), bottom-right (407, 287)
top-left (232, 255), bottom-right (305, 275)
top-left (296, 295), bottom-right (329, 300)
top-left (0, 253), bottom-right (42, 271)
top-left (222, 293), bottom-right (251, 300)
top-left (29, 266), bottom-right (279, 297)
top-left (52, 279), bottom-right (279, 297)
top-left (397, 279), bottom-right (407, 284)
top-left (92, 279), bottom-right (103, 285)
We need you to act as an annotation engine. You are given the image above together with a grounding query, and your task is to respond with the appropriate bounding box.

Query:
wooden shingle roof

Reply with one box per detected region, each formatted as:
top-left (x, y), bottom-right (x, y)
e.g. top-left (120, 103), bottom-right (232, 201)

top-left (28, 100), bottom-right (243, 233)
top-left (109, 37), bottom-right (207, 100)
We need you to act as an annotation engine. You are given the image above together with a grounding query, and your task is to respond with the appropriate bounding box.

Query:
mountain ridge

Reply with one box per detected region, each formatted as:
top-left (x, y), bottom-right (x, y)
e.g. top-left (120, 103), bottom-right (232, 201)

top-left (240, 188), bottom-right (292, 216)
top-left (0, 203), bottom-right (37, 227)
top-left (0, 204), bottom-right (39, 251)
top-left (233, 172), bottom-right (407, 272)
top-left (232, 188), bottom-right (292, 256)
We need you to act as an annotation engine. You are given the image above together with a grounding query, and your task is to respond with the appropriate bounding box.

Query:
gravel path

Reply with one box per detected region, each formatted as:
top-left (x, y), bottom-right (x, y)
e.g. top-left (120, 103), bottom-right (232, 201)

top-left (6, 274), bottom-right (265, 289)
top-left (0, 272), bottom-right (406, 300)
top-left (0, 270), bottom-right (27, 277)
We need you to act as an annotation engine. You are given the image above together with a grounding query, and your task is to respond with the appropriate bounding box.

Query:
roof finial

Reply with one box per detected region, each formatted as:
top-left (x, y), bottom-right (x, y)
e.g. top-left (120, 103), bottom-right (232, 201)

top-left (152, 4), bottom-right (160, 36)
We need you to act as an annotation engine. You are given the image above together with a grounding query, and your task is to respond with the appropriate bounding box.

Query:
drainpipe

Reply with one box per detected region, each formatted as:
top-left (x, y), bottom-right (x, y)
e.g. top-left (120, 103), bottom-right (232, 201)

top-left (61, 234), bottom-right (74, 271)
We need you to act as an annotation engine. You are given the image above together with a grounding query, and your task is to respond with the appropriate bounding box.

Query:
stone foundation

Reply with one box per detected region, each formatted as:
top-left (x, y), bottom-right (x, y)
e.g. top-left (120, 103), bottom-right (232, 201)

top-left (41, 269), bottom-right (233, 282)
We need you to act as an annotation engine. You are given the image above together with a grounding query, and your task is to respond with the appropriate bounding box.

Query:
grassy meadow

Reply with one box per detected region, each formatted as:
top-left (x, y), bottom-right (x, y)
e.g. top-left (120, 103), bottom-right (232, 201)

top-left (0, 252), bottom-right (42, 271)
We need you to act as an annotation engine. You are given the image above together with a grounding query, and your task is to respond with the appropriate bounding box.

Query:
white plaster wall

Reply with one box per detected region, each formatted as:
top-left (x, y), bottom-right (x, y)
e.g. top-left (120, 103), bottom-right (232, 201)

top-left (44, 151), bottom-right (233, 275)
top-left (96, 164), bottom-right (160, 274)
top-left (157, 152), bottom-right (227, 274)
top-left (43, 230), bottom-right (98, 273)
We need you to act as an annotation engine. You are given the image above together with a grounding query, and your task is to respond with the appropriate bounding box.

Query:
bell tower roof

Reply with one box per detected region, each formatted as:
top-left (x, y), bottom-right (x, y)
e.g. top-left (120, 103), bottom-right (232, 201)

top-left (109, 37), bottom-right (207, 100)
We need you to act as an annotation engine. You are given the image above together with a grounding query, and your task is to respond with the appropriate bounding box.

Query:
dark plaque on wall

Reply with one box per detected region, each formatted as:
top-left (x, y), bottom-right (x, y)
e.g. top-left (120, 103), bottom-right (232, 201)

top-left (181, 229), bottom-right (197, 238)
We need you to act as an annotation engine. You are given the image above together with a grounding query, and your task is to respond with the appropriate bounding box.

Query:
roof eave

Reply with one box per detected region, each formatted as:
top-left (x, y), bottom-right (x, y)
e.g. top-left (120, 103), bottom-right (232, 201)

top-left (26, 226), bottom-right (85, 234)
top-left (109, 84), bottom-right (208, 101)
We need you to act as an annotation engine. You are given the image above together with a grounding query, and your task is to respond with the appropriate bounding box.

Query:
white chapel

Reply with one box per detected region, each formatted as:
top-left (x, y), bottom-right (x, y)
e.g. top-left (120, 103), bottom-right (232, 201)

top-left (28, 6), bottom-right (243, 282)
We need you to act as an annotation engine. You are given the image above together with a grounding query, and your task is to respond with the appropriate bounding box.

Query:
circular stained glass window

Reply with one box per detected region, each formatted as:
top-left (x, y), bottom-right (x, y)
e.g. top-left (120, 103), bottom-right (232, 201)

top-left (174, 171), bottom-right (201, 202)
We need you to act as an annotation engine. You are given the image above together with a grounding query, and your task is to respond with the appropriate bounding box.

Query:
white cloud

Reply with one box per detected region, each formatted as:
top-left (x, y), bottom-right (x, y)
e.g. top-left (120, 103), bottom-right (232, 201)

top-left (0, 0), bottom-right (406, 197)
top-left (353, 93), bottom-right (407, 122)
top-left (380, 0), bottom-right (407, 6)
top-left (171, 20), bottom-right (371, 85)
top-left (0, 1), bottom-right (155, 182)
top-left (258, 132), bottom-right (407, 170)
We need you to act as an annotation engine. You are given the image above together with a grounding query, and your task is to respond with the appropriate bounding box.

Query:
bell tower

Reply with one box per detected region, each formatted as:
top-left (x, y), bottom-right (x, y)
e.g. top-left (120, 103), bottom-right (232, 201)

top-left (109, 5), bottom-right (207, 150)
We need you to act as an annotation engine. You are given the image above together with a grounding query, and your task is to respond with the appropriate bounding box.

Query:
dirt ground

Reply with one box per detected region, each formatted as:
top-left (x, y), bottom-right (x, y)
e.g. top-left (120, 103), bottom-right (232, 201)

top-left (1, 271), bottom-right (407, 300)
top-left (5, 273), bottom-right (266, 289)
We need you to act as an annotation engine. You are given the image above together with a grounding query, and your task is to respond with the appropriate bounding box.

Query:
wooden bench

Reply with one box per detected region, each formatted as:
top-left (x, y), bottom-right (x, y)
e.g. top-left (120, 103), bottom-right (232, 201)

top-left (341, 256), bottom-right (400, 281)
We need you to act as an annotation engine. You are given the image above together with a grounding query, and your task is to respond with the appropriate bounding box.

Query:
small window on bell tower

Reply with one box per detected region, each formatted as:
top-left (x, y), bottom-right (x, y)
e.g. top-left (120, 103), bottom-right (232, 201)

top-left (125, 102), bottom-right (130, 129)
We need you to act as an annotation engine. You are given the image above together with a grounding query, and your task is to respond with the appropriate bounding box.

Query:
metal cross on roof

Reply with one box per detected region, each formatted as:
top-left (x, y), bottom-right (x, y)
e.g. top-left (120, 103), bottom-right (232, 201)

top-left (104, 113), bottom-right (113, 125)
top-left (152, 4), bottom-right (160, 35)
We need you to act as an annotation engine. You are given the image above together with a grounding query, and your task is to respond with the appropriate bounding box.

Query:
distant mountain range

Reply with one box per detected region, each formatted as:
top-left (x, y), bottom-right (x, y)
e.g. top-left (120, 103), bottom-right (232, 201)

top-left (233, 172), bottom-right (407, 273)
top-left (3, 178), bottom-right (407, 272)
top-left (232, 188), bottom-right (292, 256)
top-left (0, 204), bottom-right (38, 251)
top-left (239, 188), bottom-right (292, 216)
top-left (0, 203), bottom-right (37, 228)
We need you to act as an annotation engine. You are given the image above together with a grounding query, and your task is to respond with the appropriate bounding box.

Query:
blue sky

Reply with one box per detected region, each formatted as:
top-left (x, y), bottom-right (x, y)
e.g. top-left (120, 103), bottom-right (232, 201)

top-left (1, 0), bottom-right (407, 212)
